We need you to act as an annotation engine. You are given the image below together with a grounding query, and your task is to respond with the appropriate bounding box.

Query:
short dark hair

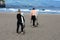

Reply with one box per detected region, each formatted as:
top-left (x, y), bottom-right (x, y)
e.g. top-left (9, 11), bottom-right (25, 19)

top-left (32, 8), bottom-right (35, 10)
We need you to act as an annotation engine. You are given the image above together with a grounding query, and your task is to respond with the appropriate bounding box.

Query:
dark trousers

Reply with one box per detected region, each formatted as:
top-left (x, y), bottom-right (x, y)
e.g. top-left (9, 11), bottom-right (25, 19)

top-left (31, 16), bottom-right (36, 26)
top-left (16, 21), bottom-right (24, 33)
top-left (33, 19), bottom-right (36, 26)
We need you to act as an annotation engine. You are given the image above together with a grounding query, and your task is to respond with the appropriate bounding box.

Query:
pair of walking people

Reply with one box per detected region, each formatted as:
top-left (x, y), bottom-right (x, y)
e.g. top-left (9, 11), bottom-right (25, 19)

top-left (16, 8), bottom-right (38, 34)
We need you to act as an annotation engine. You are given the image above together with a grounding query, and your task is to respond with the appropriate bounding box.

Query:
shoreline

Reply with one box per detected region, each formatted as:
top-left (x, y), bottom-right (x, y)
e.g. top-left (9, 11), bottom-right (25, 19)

top-left (0, 12), bottom-right (60, 15)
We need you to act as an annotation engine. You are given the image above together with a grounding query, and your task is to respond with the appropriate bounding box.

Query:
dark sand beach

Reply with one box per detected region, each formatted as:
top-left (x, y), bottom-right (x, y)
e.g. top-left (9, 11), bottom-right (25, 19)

top-left (0, 12), bottom-right (60, 40)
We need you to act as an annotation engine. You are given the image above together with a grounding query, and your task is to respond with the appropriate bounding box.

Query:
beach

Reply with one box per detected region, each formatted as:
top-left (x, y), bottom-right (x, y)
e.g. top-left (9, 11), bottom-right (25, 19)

top-left (0, 12), bottom-right (60, 40)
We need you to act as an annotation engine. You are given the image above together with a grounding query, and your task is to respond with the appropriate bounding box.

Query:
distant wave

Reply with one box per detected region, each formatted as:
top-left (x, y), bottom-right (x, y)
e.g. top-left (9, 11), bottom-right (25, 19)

top-left (0, 8), bottom-right (60, 14)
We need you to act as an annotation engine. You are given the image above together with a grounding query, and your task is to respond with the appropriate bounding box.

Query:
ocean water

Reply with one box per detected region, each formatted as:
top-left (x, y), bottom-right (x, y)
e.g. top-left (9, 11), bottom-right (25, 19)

top-left (0, 8), bottom-right (60, 14)
top-left (0, 0), bottom-right (60, 14)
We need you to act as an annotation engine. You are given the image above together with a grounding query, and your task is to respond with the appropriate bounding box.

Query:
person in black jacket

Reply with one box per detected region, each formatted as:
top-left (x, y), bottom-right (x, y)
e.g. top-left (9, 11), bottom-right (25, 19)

top-left (16, 9), bottom-right (25, 34)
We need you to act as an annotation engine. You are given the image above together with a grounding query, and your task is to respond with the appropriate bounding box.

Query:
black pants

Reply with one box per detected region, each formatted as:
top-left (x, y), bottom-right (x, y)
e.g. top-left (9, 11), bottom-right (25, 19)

top-left (31, 16), bottom-right (36, 26)
top-left (33, 20), bottom-right (36, 26)
top-left (16, 21), bottom-right (24, 33)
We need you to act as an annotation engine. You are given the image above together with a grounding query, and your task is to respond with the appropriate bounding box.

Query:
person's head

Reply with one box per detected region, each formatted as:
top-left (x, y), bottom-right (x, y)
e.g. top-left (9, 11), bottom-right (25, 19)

top-left (32, 8), bottom-right (35, 10)
top-left (18, 9), bottom-right (21, 14)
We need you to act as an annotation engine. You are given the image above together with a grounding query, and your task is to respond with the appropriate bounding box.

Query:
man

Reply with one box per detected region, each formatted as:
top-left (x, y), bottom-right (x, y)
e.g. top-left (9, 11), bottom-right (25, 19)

top-left (16, 9), bottom-right (25, 34)
top-left (30, 8), bottom-right (38, 27)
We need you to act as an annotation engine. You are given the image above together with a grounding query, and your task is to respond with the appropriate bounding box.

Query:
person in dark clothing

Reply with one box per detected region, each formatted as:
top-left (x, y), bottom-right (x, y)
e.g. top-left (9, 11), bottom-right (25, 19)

top-left (31, 15), bottom-right (36, 26)
top-left (30, 8), bottom-right (38, 27)
top-left (16, 9), bottom-right (25, 34)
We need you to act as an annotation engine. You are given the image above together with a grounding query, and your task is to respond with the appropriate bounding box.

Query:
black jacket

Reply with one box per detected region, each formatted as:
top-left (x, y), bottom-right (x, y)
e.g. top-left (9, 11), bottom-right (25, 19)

top-left (17, 14), bottom-right (25, 23)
